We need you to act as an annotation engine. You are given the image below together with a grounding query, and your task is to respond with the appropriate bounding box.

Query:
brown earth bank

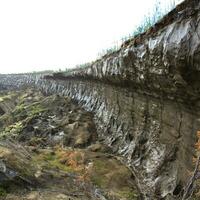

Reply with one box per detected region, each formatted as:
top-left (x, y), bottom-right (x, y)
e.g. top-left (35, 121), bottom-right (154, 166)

top-left (0, 1), bottom-right (200, 199)
top-left (0, 89), bottom-right (140, 200)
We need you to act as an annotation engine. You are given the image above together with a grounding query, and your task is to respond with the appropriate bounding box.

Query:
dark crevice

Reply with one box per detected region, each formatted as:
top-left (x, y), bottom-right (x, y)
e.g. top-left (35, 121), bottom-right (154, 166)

top-left (173, 184), bottom-right (183, 196)
top-left (0, 107), bottom-right (5, 116)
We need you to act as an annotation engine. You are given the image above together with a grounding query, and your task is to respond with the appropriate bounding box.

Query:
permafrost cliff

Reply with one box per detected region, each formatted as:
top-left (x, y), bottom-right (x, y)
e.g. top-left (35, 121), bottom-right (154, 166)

top-left (1, 0), bottom-right (200, 199)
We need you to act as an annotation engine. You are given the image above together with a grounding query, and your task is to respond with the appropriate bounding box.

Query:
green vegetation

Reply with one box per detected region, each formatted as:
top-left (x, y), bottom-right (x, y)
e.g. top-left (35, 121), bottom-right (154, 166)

top-left (0, 91), bottom-right (47, 139)
top-left (0, 186), bottom-right (7, 197)
top-left (63, 62), bottom-right (91, 74)
top-left (32, 148), bottom-right (139, 200)
top-left (98, 0), bottom-right (176, 57)
top-left (0, 93), bottom-right (16, 103)
top-left (132, 0), bottom-right (176, 36)
top-left (91, 157), bottom-right (138, 200)
top-left (0, 90), bottom-right (141, 199)
top-left (11, 101), bottom-right (46, 122)
top-left (0, 145), bottom-right (36, 179)
top-left (91, 159), bottom-right (108, 187)
top-left (118, 187), bottom-right (138, 200)
top-left (61, 0), bottom-right (177, 73)
top-left (1, 102), bottom-right (45, 129)
top-left (32, 149), bottom-right (74, 173)
top-left (1, 122), bottom-right (23, 138)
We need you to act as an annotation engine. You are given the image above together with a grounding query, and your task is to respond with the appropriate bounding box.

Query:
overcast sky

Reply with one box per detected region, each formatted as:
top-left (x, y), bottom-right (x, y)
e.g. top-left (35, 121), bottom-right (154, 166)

top-left (0, 0), bottom-right (183, 74)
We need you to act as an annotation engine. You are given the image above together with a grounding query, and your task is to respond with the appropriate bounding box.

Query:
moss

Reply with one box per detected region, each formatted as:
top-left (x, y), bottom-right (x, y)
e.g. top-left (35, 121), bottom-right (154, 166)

top-left (0, 121), bottom-right (23, 138)
top-left (89, 156), bottom-right (139, 200)
top-left (10, 159), bottom-right (36, 178)
top-left (0, 93), bottom-right (16, 103)
top-left (25, 102), bottom-right (47, 116)
top-left (0, 113), bottom-right (13, 129)
top-left (12, 103), bottom-right (27, 119)
top-left (48, 158), bottom-right (73, 172)
top-left (118, 187), bottom-right (138, 200)
top-left (0, 146), bottom-right (36, 179)
top-left (32, 151), bottom-right (73, 173)
top-left (12, 102), bottom-right (46, 121)
top-left (91, 159), bottom-right (109, 187)
top-left (18, 93), bottom-right (29, 104)
top-left (0, 100), bottom-right (47, 139)
top-left (0, 186), bottom-right (7, 197)
top-left (0, 90), bottom-right (140, 199)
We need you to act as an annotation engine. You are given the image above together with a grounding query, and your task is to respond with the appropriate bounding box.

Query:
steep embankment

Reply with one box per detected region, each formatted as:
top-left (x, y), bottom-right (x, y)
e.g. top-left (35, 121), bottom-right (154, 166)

top-left (0, 89), bottom-right (140, 200)
top-left (0, 0), bottom-right (200, 199)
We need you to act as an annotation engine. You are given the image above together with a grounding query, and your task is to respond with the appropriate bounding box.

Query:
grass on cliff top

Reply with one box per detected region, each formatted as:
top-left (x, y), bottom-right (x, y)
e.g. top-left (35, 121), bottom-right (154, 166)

top-left (60, 0), bottom-right (177, 73)
top-left (97, 0), bottom-right (177, 57)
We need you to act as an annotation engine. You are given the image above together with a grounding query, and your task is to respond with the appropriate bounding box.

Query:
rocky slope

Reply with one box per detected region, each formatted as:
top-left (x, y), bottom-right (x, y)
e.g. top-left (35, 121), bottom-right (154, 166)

top-left (0, 89), bottom-right (140, 200)
top-left (0, 0), bottom-right (200, 199)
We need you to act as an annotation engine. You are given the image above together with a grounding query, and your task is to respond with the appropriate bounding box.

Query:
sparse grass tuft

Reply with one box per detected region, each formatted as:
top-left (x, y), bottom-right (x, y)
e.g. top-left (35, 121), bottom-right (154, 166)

top-left (62, 0), bottom-right (177, 73)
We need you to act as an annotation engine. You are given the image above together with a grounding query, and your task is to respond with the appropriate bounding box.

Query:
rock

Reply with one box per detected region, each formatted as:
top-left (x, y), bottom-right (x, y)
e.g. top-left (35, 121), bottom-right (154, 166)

top-left (34, 170), bottom-right (42, 178)
top-left (26, 191), bottom-right (40, 200)
top-left (1, 1), bottom-right (200, 198)
top-left (0, 142), bottom-right (37, 187)
top-left (87, 143), bottom-right (112, 153)
top-left (0, 89), bottom-right (141, 200)
top-left (66, 122), bottom-right (79, 131)
top-left (55, 194), bottom-right (71, 200)
top-left (0, 160), bottom-right (6, 173)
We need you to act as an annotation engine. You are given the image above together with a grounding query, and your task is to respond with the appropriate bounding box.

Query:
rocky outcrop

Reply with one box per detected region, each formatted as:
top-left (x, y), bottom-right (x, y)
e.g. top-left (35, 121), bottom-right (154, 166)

top-left (0, 90), bottom-right (139, 200)
top-left (0, 0), bottom-right (200, 199)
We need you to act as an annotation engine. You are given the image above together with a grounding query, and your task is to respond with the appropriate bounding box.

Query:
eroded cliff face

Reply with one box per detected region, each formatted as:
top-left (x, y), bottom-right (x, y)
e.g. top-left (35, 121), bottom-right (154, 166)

top-left (0, 89), bottom-right (139, 200)
top-left (0, 0), bottom-right (200, 199)
top-left (33, 79), bottom-right (199, 199)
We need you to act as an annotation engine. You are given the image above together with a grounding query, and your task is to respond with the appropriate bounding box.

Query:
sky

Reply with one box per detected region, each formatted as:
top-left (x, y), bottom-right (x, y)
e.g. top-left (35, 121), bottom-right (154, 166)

top-left (0, 0), bottom-right (183, 74)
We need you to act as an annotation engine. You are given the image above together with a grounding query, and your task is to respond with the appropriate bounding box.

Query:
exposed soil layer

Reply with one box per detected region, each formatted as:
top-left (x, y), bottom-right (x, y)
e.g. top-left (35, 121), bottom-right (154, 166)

top-left (0, 89), bottom-right (140, 200)
top-left (0, 1), bottom-right (200, 199)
